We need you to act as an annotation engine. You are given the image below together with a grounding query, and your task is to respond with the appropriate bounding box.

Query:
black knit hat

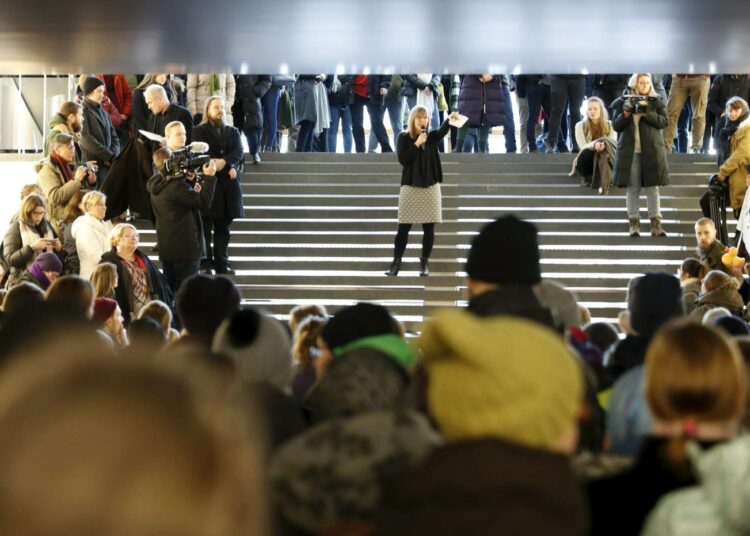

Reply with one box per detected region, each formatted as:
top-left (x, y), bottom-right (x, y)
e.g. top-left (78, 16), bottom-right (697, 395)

top-left (628, 272), bottom-right (683, 337)
top-left (321, 302), bottom-right (400, 351)
top-left (81, 76), bottom-right (105, 96)
top-left (465, 215), bottom-right (542, 285)
top-left (176, 274), bottom-right (241, 340)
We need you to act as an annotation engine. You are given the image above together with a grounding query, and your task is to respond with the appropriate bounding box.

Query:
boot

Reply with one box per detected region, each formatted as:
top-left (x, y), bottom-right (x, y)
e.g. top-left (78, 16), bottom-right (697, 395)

top-left (650, 217), bottom-right (667, 237)
top-left (385, 258), bottom-right (401, 276)
top-left (629, 217), bottom-right (640, 237)
top-left (419, 256), bottom-right (430, 277)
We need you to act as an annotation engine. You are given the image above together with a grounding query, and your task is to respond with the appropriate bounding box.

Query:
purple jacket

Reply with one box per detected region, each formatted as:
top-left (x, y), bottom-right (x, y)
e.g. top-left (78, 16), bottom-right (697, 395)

top-left (456, 76), bottom-right (506, 128)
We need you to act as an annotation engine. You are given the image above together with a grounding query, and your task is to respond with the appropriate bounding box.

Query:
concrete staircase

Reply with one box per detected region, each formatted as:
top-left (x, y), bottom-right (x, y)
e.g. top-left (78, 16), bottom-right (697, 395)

top-left (139, 152), bottom-right (717, 333)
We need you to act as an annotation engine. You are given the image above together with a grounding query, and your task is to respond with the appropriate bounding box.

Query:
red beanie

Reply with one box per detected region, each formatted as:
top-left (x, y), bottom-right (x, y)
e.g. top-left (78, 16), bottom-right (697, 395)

top-left (92, 297), bottom-right (118, 325)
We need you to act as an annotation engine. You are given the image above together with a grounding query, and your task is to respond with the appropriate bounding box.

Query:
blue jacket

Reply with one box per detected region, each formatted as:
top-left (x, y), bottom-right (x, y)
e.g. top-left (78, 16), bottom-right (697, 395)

top-left (456, 76), bottom-right (506, 128)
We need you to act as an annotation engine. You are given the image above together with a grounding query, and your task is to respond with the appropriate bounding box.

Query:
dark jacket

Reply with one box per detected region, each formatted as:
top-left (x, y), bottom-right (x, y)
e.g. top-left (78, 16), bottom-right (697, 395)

top-left (358, 75), bottom-right (390, 106)
top-left (293, 75), bottom-right (322, 125)
top-left (146, 172), bottom-right (216, 262)
top-left (328, 75), bottom-right (355, 108)
top-left (456, 75), bottom-right (506, 128)
top-left (397, 119), bottom-right (450, 188)
top-left (399, 74), bottom-right (440, 99)
top-left (192, 122), bottom-right (245, 220)
top-left (689, 285), bottom-right (745, 321)
top-left (101, 138), bottom-right (154, 221)
top-left (698, 239), bottom-right (729, 274)
top-left (80, 97), bottom-right (119, 164)
top-left (100, 248), bottom-right (172, 325)
top-left (602, 334), bottom-right (651, 388)
top-left (377, 438), bottom-right (589, 536)
top-left (611, 94), bottom-right (670, 188)
top-left (467, 287), bottom-right (557, 330)
top-left (147, 103), bottom-right (194, 148)
top-left (235, 75), bottom-right (272, 130)
top-left (2, 219), bottom-right (59, 289)
top-left (587, 437), bottom-right (709, 536)
top-left (707, 75), bottom-right (750, 117)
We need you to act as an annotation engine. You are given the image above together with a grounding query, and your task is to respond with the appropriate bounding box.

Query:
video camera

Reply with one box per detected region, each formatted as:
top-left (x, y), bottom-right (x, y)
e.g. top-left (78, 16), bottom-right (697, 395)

top-left (164, 142), bottom-right (211, 180)
top-left (708, 173), bottom-right (729, 195)
top-left (622, 94), bottom-right (655, 114)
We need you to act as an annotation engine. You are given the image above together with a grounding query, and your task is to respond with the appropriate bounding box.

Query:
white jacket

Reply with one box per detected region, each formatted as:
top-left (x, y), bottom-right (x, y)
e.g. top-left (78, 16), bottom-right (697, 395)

top-left (186, 74), bottom-right (236, 123)
top-left (71, 214), bottom-right (113, 280)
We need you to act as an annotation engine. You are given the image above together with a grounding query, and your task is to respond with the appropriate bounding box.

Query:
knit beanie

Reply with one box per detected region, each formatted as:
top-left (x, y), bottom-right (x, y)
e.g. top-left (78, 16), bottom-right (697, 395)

top-left (82, 76), bottom-right (105, 96)
top-left (176, 275), bottom-right (241, 340)
top-left (212, 308), bottom-right (293, 392)
top-left (34, 252), bottom-right (63, 273)
top-left (321, 302), bottom-right (400, 351)
top-left (92, 297), bottom-right (118, 325)
top-left (418, 309), bottom-right (583, 450)
top-left (628, 273), bottom-right (683, 337)
top-left (332, 333), bottom-right (418, 370)
top-left (465, 215), bottom-right (542, 285)
top-left (714, 315), bottom-right (750, 337)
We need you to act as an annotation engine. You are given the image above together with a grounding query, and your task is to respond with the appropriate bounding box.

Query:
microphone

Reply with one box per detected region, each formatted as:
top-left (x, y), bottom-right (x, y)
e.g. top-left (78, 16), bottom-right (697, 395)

top-left (419, 127), bottom-right (427, 149)
top-left (187, 141), bottom-right (209, 153)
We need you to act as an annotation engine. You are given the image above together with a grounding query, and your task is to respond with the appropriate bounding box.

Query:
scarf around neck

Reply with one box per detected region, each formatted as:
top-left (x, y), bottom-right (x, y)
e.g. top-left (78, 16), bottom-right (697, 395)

top-left (720, 111), bottom-right (749, 143)
top-left (50, 152), bottom-right (74, 182)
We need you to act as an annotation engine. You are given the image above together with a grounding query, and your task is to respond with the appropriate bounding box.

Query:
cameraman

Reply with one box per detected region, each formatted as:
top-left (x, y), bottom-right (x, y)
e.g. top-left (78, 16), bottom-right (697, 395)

top-left (611, 73), bottom-right (670, 237)
top-left (146, 147), bottom-right (217, 294)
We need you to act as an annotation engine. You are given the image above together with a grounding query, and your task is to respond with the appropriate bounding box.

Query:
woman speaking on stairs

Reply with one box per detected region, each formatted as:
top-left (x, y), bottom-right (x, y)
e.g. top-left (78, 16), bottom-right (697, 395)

top-left (385, 106), bottom-right (459, 276)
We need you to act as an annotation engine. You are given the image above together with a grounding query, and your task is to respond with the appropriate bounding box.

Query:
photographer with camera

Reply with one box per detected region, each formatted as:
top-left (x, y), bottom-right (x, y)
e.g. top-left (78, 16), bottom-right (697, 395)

top-left (192, 96), bottom-right (244, 275)
top-left (611, 74), bottom-right (670, 237)
top-left (146, 147), bottom-right (217, 294)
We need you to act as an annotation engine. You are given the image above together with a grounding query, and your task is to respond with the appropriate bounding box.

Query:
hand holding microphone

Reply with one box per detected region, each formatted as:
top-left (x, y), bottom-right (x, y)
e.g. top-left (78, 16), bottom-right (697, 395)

top-left (416, 127), bottom-right (428, 149)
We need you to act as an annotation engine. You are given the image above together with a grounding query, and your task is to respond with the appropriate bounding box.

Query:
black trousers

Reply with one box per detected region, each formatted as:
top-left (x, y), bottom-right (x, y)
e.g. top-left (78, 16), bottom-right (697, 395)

top-left (548, 76), bottom-right (586, 151)
top-left (393, 223), bottom-right (435, 259)
top-left (203, 218), bottom-right (233, 273)
top-left (576, 148), bottom-right (596, 177)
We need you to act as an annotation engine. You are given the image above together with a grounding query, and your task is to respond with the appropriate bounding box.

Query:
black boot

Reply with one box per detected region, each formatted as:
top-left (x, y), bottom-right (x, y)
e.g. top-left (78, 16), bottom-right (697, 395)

top-left (385, 258), bottom-right (401, 276)
top-left (419, 256), bottom-right (430, 277)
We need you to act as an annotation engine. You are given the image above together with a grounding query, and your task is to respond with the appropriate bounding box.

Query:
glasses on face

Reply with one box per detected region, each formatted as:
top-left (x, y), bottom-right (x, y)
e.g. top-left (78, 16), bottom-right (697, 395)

top-left (32, 210), bottom-right (45, 217)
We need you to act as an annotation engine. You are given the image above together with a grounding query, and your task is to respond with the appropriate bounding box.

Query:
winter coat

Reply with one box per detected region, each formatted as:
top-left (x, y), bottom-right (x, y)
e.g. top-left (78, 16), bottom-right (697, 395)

top-left (681, 278), bottom-right (702, 315)
top-left (588, 437), bottom-right (715, 536)
top-left (191, 122), bottom-right (245, 220)
top-left (60, 221), bottom-right (79, 275)
top-left (698, 239), bottom-right (731, 274)
top-left (689, 286), bottom-right (745, 321)
top-left (2, 219), bottom-right (59, 289)
top-left (718, 116), bottom-right (750, 209)
top-left (642, 435), bottom-right (750, 536)
top-left (36, 159), bottom-right (85, 232)
top-left (146, 172), bottom-right (216, 263)
top-left (270, 411), bottom-right (440, 533)
top-left (574, 120), bottom-right (618, 150)
top-left (80, 97), bottom-right (119, 165)
top-left (707, 75), bottom-right (750, 118)
top-left (293, 75), bottom-right (322, 125)
top-left (71, 214), bottom-right (113, 280)
top-left (455, 75), bottom-right (506, 128)
top-left (399, 74), bottom-right (440, 99)
top-left (186, 74), bottom-right (237, 120)
top-left (376, 438), bottom-right (589, 536)
top-left (397, 119), bottom-right (450, 188)
top-left (147, 103), bottom-right (194, 147)
top-left (100, 138), bottom-right (154, 221)
top-left (100, 248), bottom-right (172, 325)
top-left (611, 90), bottom-right (669, 188)
top-left (234, 75), bottom-right (272, 130)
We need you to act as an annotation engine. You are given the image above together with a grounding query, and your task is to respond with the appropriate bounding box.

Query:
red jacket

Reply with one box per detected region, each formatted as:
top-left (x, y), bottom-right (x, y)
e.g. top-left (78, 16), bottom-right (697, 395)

top-left (96, 74), bottom-right (133, 117)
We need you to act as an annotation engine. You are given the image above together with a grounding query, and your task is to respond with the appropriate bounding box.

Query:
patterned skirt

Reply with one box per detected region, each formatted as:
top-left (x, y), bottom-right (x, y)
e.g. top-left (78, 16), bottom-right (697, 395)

top-left (398, 183), bottom-right (443, 224)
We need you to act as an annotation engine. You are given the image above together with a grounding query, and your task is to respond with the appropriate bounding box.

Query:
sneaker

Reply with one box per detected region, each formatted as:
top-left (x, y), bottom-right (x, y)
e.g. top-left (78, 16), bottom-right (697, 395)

top-left (252, 153), bottom-right (261, 164)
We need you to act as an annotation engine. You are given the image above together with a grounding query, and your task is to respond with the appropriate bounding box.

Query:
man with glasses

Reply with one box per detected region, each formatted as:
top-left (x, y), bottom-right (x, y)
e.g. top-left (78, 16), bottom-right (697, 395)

top-left (38, 133), bottom-right (96, 235)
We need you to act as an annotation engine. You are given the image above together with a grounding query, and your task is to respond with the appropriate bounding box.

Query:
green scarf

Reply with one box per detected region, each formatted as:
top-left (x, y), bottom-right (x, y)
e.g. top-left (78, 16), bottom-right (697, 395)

top-left (209, 74), bottom-right (221, 95)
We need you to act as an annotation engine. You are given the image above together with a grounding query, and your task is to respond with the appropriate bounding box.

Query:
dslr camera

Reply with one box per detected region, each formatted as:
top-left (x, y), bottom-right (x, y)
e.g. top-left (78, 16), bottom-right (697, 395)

top-left (622, 95), bottom-right (654, 114)
top-left (164, 142), bottom-right (211, 180)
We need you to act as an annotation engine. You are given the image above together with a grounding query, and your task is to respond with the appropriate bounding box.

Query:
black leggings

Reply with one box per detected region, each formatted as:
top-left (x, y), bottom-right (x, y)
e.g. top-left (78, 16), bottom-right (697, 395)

top-left (393, 223), bottom-right (435, 259)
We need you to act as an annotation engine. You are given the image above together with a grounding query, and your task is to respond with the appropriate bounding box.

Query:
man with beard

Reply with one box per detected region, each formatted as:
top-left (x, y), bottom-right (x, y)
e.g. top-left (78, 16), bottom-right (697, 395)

top-left (191, 96), bottom-right (244, 274)
top-left (144, 84), bottom-right (193, 149)
top-left (44, 101), bottom-right (84, 160)
top-left (80, 76), bottom-right (120, 185)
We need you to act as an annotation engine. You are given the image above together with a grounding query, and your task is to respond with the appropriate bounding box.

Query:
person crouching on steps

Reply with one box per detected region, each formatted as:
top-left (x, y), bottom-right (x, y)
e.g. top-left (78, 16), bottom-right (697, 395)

top-left (385, 106), bottom-right (459, 276)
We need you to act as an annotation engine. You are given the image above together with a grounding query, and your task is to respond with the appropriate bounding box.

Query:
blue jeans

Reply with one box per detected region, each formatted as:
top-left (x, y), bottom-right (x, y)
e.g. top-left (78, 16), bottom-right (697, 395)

top-left (502, 86), bottom-right (517, 153)
top-left (296, 120), bottom-right (315, 152)
top-left (328, 105), bottom-right (353, 153)
top-left (675, 100), bottom-right (692, 153)
top-left (261, 87), bottom-right (280, 150)
top-left (369, 97), bottom-right (404, 151)
top-left (244, 128), bottom-right (261, 155)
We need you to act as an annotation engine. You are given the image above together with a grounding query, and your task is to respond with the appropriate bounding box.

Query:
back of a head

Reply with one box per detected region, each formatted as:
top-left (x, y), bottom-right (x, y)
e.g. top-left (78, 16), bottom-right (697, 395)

top-left (288, 303), bottom-right (327, 333)
top-left (127, 316), bottom-right (167, 349)
top-left (46, 275), bottom-right (94, 319)
top-left (139, 300), bottom-right (173, 333)
top-left (703, 270), bottom-right (735, 293)
top-left (176, 275), bottom-right (241, 343)
top-left (584, 322), bottom-right (620, 353)
top-left (293, 314), bottom-right (326, 369)
top-left (714, 315), bottom-right (750, 337)
top-left (212, 308), bottom-right (293, 391)
top-left (680, 257), bottom-right (707, 280)
top-left (320, 302), bottom-right (400, 352)
top-left (2, 282), bottom-right (44, 316)
top-left (0, 354), bottom-right (266, 535)
top-left (628, 272), bottom-right (683, 338)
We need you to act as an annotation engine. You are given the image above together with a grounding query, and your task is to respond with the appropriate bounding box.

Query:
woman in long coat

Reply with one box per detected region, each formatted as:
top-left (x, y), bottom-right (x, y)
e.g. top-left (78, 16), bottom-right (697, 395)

top-left (454, 75), bottom-right (506, 153)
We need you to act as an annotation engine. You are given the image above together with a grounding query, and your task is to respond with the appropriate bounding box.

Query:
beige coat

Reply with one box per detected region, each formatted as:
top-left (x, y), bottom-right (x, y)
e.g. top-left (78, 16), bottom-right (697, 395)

top-left (186, 74), bottom-right (236, 124)
top-left (719, 116), bottom-right (750, 210)
top-left (36, 160), bottom-right (83, 234)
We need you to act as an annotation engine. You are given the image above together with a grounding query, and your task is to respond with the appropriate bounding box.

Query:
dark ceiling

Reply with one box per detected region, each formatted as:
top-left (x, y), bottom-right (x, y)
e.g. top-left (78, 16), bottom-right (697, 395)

top-left (2, 0), bottom-right (750, 75)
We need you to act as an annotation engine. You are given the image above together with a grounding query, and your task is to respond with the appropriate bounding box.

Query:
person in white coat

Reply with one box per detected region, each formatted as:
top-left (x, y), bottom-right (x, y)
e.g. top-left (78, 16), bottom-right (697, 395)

top-left (71, 191), bottom-right (114, 280)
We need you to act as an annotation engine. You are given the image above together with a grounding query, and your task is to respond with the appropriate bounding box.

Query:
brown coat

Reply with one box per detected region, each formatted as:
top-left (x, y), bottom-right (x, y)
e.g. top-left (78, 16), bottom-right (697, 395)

top-left (36, 160), bottom-right (84, 234)
top-left (719, 116), bottom-right (750, 210)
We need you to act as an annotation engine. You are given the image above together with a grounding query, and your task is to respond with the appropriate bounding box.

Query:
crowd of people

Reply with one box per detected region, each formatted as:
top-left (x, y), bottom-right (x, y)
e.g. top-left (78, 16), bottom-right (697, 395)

top-left (0, 71), bottom-right (750, 533)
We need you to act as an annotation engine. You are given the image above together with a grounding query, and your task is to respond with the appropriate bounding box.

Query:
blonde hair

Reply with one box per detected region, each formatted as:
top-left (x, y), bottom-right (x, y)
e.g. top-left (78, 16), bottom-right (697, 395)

top-left (108, 223), bottom-right (138, 248)
top-left (164, 121), bottom-right (185, 136)
top-left (293, 315), bottom-right (327, 369)
top-left (82, 191), bottom-right (106, 214)
top-left (407, 105), bottom-right (430, 138)
top-left (202, 96), bottom-right (225, 124)
top-left (137, 74), bottom-right (177, 104)
top-left (139, 300), bottom-right (173, 334)
top-left (90, 262), bottom-right (118, 298)
top-left (584, 97), bottom-right (609, 139)
top-left (19, 183), bottom-right (42, 200)
top-left (288, 304), bottom-right (328, 334)
top-left (19, 194), bottom-right (47, 226)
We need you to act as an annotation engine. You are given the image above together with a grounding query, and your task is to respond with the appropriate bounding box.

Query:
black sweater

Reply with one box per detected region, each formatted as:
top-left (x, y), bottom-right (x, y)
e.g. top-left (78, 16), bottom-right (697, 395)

top-left (397, 119), bottom-right (450, 188)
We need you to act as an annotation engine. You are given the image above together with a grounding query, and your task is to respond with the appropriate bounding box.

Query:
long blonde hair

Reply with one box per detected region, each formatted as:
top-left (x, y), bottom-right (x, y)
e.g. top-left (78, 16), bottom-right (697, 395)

top-left (407, 105), bottom-right (430, 138)
top-left (585, 97), bottom-right (609, 140)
